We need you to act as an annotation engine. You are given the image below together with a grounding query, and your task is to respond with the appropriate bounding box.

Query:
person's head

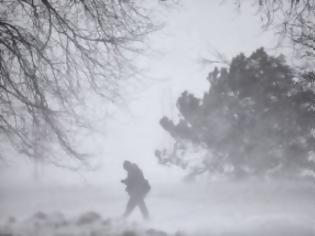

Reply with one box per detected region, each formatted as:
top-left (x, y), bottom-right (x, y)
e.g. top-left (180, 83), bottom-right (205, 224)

top-left (123, 160), bottom-right (132, 171)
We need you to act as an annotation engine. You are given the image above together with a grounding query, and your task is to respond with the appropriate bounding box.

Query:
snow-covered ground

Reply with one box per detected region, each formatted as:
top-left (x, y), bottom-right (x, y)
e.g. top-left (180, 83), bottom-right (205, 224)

top-left (1, 180), bottom-right (315, 236)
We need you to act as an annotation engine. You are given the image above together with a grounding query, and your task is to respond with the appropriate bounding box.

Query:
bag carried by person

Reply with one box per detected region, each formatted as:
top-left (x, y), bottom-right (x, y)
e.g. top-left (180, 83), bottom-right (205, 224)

top-left (142, 178), bottom-right (151, 195)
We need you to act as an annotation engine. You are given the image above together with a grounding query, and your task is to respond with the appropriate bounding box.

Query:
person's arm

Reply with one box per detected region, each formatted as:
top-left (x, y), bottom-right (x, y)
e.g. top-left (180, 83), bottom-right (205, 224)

top-left (121, 171), bottom-right (132, 185)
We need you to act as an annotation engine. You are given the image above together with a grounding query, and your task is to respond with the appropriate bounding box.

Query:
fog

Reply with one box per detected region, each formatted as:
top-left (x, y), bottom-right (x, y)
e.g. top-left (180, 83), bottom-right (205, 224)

top-left (1, 179), bottom-right (314, 235)
top-left (1, 0), bottom-right (315, 235)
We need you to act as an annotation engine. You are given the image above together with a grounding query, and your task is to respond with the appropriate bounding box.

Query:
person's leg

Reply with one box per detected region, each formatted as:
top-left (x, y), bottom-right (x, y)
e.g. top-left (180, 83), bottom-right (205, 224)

top-left (123, 196), bottom-right (137, 218)
top-left (137, 197), bottom-right (149, 220)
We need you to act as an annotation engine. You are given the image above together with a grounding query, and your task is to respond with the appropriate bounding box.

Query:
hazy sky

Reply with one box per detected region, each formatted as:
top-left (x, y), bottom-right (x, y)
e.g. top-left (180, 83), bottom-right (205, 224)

top-left (0, 0), bottom-right (280, 188)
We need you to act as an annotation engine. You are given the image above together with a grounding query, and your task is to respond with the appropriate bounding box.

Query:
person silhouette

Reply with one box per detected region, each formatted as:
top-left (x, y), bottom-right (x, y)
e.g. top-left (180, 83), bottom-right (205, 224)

top-left (121, 160), bottom-right (151, 220)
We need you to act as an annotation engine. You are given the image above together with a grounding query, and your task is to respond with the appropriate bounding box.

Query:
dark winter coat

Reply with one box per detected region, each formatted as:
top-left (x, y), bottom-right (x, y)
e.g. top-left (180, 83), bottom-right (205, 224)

top-left (122, 163), bottom-right (151, 197)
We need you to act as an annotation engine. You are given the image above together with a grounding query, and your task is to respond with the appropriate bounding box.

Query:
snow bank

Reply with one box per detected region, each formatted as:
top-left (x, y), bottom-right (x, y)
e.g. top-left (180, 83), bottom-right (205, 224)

top-left (0, 210), bottom-right (314, 236)
top-left (0, 211), bottom-right (170, 236)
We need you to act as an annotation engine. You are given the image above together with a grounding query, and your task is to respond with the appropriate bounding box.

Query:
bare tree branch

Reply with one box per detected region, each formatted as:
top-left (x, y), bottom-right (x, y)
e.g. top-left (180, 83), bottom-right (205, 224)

top-left (0, 0), bottom-right (157, 163)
